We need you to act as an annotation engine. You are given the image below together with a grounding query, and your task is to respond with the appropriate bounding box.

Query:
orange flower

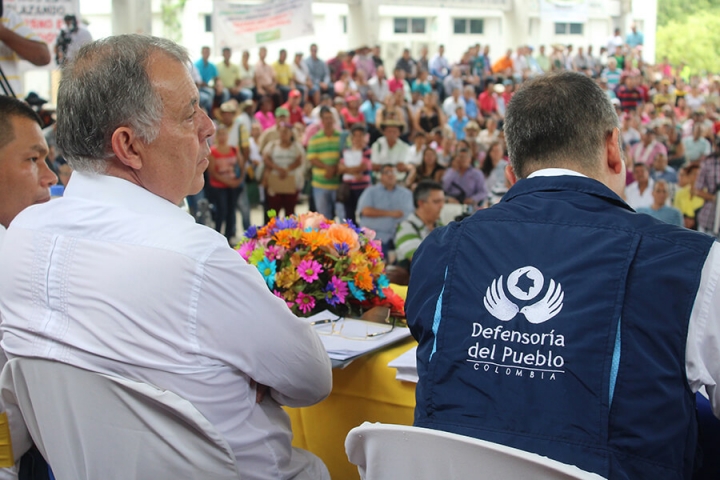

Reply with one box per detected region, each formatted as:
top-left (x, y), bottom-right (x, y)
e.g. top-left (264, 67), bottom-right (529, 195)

top-left (274, 229), bottom-right (301, 248)
top-left (355, 267), bottom-right (374, 291)
top-left (326, 223), bottom-right (360, 252)
top-left (302, 230), bottom-right (332, 251)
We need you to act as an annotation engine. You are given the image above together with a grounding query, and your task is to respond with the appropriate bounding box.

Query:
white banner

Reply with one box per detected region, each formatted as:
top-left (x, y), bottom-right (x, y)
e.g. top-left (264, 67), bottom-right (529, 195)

top-left (539, 0), bottom-right (588, 23)
top-left (3, 0), bottom-right (80, 49)
top-left (213, 0), bottom-right (314, 51)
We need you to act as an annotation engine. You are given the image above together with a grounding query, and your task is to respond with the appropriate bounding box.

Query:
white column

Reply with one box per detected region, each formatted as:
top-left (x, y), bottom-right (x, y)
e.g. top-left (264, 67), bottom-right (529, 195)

top-left (348, 0), bottom-right (379, 50)
top-left (112, 0), bottom-right (153, 35)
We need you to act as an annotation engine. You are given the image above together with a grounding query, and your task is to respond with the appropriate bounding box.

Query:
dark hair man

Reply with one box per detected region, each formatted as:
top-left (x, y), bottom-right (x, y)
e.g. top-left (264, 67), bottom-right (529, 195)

top-left (0, 96), bottom-right (57, 234)
top-left (0, 35), bottom-right (331, 479)
top-left (407, 72), bottom-right (720, 479)
top-left (394, 180), bottom-right (444, 271)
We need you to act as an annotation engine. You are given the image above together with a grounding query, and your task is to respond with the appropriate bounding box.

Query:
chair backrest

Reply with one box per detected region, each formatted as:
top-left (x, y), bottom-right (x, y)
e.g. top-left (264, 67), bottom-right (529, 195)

top-left (345, 422), bottom-right (606, 480)
top-left (0, 358), bottom-right (241, 480)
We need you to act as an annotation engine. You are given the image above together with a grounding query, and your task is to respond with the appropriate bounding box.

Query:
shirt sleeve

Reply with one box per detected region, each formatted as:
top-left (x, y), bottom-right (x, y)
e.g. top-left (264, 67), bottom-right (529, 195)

top-left (687, 242), bottom-right (720, 417)
top-left (195, 247), bottom-right (332, 407)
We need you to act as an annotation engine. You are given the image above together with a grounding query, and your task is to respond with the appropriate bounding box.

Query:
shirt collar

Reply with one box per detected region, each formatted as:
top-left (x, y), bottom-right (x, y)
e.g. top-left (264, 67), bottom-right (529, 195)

top-left (64, 171), bottom-right (190, 220)
top-left (527, 168), bottom-right (587, 179)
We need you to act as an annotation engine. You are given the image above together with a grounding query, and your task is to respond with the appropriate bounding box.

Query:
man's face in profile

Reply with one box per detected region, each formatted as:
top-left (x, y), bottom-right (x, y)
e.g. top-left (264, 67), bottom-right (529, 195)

top-left (0, 116), bottom-right (57, 228)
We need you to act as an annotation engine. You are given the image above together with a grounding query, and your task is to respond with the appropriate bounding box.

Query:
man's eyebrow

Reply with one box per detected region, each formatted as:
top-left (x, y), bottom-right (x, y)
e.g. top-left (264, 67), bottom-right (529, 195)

top-left (29, 144), bottom-right (49, 154)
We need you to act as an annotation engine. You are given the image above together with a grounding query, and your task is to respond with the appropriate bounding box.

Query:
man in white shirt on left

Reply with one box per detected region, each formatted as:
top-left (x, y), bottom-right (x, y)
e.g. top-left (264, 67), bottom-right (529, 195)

top-left (0, 95), bottom-right (58, 479)
top-left (0, 35), bottom-right (332, 480)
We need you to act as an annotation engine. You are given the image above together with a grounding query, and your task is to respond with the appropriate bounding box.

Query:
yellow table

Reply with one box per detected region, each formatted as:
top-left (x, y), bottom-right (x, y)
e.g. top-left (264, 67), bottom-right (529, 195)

top-left (285, 337), bottom-right (417, 480)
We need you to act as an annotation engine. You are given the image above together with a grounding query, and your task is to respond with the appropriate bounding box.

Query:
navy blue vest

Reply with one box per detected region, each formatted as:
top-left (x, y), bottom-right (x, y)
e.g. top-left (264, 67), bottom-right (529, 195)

top-left (407, 175), bottom-right (715, 479)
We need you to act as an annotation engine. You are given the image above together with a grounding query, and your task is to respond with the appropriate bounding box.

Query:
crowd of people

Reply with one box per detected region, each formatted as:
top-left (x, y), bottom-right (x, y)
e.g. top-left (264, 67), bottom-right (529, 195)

top-left (185, 25), bottom-right (720, 274)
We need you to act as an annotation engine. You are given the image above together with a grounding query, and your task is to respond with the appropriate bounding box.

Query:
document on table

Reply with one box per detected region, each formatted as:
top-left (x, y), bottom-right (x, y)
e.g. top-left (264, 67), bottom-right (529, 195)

top-left (388, 346), bottom-right (418, 383)
top-left (304, 310), bottom-right (411, 362)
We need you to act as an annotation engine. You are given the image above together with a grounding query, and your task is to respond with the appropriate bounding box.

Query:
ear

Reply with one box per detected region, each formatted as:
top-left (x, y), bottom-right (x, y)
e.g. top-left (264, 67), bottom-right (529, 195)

top-left (111, 127), bottom-right (144, 171)
top-left (606, 127), bottom-right (623, 175)
top-left (505, 164), bottom-right (518, 186)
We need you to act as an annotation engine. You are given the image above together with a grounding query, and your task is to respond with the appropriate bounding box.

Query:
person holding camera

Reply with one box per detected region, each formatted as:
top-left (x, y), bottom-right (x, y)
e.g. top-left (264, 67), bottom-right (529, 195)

top-left (54, 14), bottom-right (92, 66)
top-left (0, 4), bottom-right (50, 96)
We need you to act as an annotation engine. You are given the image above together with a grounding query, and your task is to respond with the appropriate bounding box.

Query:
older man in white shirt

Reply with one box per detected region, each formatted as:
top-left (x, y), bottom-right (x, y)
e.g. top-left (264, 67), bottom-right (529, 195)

top-left (0, 35), bottom-right (332, 480)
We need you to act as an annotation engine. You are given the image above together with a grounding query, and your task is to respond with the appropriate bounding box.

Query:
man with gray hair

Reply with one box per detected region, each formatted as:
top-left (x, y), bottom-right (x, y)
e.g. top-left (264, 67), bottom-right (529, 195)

top-left (0, 35), bottom-right (332, 479)
top-left (408, 72), bottom-right (720, 478)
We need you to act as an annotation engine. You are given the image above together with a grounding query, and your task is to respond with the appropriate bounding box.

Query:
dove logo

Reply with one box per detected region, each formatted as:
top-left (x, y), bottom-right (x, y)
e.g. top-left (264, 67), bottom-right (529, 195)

top-left (484, 266), bottom-right (564, 324)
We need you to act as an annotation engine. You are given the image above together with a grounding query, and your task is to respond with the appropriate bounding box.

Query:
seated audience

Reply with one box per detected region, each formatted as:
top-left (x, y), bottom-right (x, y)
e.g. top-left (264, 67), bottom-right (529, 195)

top-left (650, 153), bottom-right (678, 184)
top-left (338, 124), bottom-right (372, 224)
top-left (625, 162), bottom-right (654, 209)
top-left (406, 148), bottom-right (446, 190)
top-left (442, 147), bottom-right (488, 208)
top-left (371, 119), bottom-right (409, 173)
top-left (394, 180), bottom-right (444, 272)
top-left (673, 165), bottom-right (704, 229)
top-left (636, 179), bottom-right (683, 226)
top-left (357, 164), bottom-right (414, 257)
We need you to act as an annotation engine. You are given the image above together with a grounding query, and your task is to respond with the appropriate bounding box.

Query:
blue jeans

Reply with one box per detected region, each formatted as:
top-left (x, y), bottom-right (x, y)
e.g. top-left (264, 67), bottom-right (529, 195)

top-left (236, 185), bottom-right (252, 231)
top-left (313, 187), bottom-right (337, 220)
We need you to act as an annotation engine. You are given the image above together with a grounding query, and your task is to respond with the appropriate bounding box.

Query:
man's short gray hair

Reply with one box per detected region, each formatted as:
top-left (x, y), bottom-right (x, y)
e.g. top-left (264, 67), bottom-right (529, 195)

top-left (505, 72), bottom-right (619, 179)
top-left (57, 35), bottom-right (190, 173)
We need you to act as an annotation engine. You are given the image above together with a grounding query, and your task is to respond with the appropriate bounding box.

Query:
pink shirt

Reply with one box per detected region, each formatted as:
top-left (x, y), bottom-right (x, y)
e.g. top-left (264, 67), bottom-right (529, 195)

top-left (630, 140), bottom-right (667, 167)
top-left (255, 111), bottom-right (276, 131)
top-left (388, 78), bottom-right (404, 93)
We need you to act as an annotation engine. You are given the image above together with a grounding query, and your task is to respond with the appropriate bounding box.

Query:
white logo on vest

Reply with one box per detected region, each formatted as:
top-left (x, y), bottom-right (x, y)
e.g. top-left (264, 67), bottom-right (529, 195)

top-left (484, 266), bottom-right (564, 323)
top-left (468, 266), bottom-right (566, 380)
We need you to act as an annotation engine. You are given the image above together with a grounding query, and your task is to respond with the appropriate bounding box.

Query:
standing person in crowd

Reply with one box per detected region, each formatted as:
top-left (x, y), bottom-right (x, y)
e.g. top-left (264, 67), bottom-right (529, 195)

top-left (238, 50), bottom-right (255, 100)
top-left (217, 47), bottom-right (243, 102)
top-left (207, 124), bottom-right (244, 242)
top-left (481, 140), bottom-right (509, 205)
top-left (415, 91), bottom-right (444, 135)
top-left (636, 180), bottom-right (683, 226)
top-left (54, 14), bottom-right (92, 66)
top-left (448, 106), bottom-right (469, 141)
top-left (626, 23), bottom-right (644, 49)
top-left (340, 95), bottom-right (365, 129)
top-left (442, 147), bottom-right (488, 208)
top-left (395, 48), bottom-right (417, 82)
top-left (617, 73), bottom-right (643, 112)
top-left (357, 164), bottom-right (414, 257)
top-left (536, 45), bottom-right (550, 73)
top-left (684, 123), bottom-right (712, 164)
top-left (407, 71), bottom-right (720, 480)
top-left (353, 45), bottom-right (376, 80)
top-left (368, 65), bottom-right (390, 102)
top-left (272, 49), bottom-right (294, 103)
top-left (405, 147), bottom-right (445, 189)
top-left (625, 162), bottom-right (654, 209)
top-left (694, 149), bottom-right (720, 235)
top-left (674, 164), bottom-right (704, 229)
top-left (629, 127), bottom-right (667, 167)
top-left (0, 35), bottom-right (332, 479)
top-left (257, 107), bottom-right (290, 154)
top-left (371, 45), bottom-right (384, 69)
top-left (0, 8), bottom-right (50, 96)
top-left (405, 131), bottom-right (427, 168)
top-left (263, 122), bottom-right (303, 217)
top-left (305, 44), bottom-right (332, 106)
top-left (292, 52), bottom-right (312, 104)
top-left (429, 45), bottom-right (450, 98)
top-left (281, 89), bottom-right (304, 127)
top-left (254, 96), bottom-right (276, 131)
top-left (417, 46), bottom-right (430, 77)
top-left (371, 119), bottom-right (409, 173)
top-left (360, 90), bottom-right (382, 143)
top-left (338, 124), bottom-right (372, 224)
top-left (255, 47), bottom-right (280, 107)
top-left (651, 153), bottom-right (678, 184)
top-left (307, 107), bottom-right (341, 220)
top-left (394, 180), bottom-right (445, 272)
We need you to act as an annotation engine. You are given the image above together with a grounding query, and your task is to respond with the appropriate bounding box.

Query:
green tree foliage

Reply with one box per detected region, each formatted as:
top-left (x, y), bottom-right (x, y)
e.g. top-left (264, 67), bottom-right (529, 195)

top-left (161, 0), bottom-right (187, 43)
top-left (657, 0), bottom-right (720, 27)
top-left (656, 8), bottom-right (720, 72)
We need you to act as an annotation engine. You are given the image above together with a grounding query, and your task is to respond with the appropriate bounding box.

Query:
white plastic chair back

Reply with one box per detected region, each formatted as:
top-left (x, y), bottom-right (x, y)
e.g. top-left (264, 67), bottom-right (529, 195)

top-left (0, 358), bottom-right (241, 480)
top-left (345, 422), bottom-right (606, 480)
top-left (440, 203), bottom-right (465, 225)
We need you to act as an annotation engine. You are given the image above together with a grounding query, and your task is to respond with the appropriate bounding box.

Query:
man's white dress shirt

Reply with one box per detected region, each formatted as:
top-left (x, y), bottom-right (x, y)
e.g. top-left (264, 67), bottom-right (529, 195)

top-left (0, 172), bottom-right (332, 480)
top-left (624, 179), bottom-right (654, 210)
top-left (529, 168), bottom-right (720, 415)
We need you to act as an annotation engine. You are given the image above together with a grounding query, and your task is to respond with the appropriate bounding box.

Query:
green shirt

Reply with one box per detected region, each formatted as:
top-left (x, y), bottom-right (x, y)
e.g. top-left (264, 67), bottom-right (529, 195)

top-left (308, 130), bottom-right (341, 189)
top-left (216, 62), bottom-right (241, 89)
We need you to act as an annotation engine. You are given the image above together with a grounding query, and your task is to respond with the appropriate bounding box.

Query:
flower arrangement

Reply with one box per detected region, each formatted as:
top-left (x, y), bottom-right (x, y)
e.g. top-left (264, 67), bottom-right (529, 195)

top-left (236, 211), bottom-right (405, 318)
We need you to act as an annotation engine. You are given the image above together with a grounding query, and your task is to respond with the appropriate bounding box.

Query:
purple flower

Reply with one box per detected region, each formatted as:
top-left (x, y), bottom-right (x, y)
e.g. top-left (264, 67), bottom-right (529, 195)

top-left (244, 225), bottom-right (258, 239)
top-left (324, 276), bottom-right (349, 306)
top-left (345, 219), bottom-right (362, 234)
top-left (273, 218), bottom-right (298, 232)
top-left (334, 242), bottom-right (350, 255)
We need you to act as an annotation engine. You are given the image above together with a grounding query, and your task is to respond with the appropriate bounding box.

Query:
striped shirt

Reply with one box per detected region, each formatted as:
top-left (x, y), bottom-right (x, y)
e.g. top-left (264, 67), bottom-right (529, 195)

top-left (0, 11), bottom-right (43, 96)
top-left (395, 212), bottom-right (441, 264)
top-left (307, 130), bottom-right (341, 189)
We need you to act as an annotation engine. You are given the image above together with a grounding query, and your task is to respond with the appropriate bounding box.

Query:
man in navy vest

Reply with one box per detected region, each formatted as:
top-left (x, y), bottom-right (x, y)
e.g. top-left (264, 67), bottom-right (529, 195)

top-left (407, 71), bottom-right (720, 479)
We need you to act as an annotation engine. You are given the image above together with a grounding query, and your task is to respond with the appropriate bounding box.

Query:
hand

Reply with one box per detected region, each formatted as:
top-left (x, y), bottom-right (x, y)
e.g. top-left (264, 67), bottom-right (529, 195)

top-left (463, 198), bottom-right (476, 206)
top-left (393, 210), bottom-right (405, 218)
top-left (251, 380), bottom-right (270, 403)
top-left (278, 168), bottom-right (288, 179)
top-left (396, 162), bottom-right (408, 173)
top-left (324, 165), bottom-right (338, 179)
top-left (320, 82), bottom-right (328, 90)
top-left (446, 197), bottom-right (460, 204)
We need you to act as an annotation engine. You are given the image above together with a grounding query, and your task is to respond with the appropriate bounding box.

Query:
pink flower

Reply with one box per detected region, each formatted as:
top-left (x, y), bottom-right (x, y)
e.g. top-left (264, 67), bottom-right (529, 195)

top-left (361, 227), bottom-right (376, 241)
top-left (265, 245), bottom-right (282, 260)
top-left (296, 292), bottom-right (316, 314)
top-left (236, 240), bottom-right (257, 261)
top-left (297, 259), bottom-right (323, 283)
top-left (299, 212), bottom-right (328, 230)
top-left (327, 276), bottom-right (349, 305)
